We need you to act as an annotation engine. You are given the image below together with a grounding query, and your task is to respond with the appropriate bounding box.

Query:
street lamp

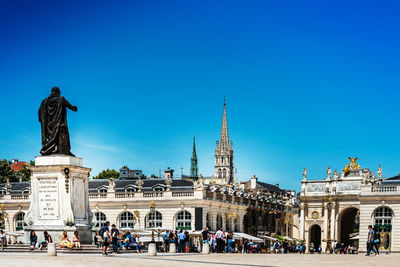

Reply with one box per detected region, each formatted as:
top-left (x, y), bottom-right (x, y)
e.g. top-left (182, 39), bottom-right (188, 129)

top-left (327, 198), bottom-right (333, 253)
top-left (149, 201), bottom-right (156, 243)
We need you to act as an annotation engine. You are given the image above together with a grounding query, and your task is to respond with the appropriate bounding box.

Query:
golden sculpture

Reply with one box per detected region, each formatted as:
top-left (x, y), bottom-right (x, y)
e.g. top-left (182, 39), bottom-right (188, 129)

top-left (343, 157), bottom-right (361, 173)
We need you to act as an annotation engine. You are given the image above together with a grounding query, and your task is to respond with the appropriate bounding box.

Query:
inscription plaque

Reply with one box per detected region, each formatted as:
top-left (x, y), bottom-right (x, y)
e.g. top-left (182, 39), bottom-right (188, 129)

top-left (38, 178), bottom-right (59, 219)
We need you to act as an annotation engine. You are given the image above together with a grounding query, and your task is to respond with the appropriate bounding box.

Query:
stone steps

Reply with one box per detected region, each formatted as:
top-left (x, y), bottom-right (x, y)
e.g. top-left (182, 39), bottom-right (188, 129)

top-left (0, 244), bottom-right (146, 254)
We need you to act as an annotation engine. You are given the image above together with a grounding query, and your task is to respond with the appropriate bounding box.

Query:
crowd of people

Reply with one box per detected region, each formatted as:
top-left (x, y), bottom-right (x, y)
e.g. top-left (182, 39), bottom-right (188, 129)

top-left (95, 221), bottom-right (144, 255)
top-left (0, 223), bottom-right (379, 256)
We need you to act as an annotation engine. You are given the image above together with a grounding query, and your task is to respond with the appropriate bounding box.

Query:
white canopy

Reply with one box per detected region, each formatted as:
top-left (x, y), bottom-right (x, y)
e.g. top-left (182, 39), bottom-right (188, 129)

top-left (233, 232), bottom-right (263, 243)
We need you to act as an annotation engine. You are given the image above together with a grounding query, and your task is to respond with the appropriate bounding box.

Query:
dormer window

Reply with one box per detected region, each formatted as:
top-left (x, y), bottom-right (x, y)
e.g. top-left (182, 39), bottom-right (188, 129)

top-left (152, 184), bottom-right (166, 192)
top-left (153, 186), bottom-right (165, 192)
top-left (98, 186), bottom-right (108, 194)
top-left (124, 185), bottom-right (138, 192)
top-left (125, 188), bottom-right (136, 193)
top-left (21, 188), bottom-right (30, 194)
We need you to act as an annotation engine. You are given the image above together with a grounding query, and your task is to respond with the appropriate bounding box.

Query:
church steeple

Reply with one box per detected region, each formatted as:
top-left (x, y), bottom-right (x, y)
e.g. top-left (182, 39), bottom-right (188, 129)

top-left (214, 98), bottom-right (234, 184)
top-left (190, 136), bottom-right (198, 179)
top-left (220, 96), bottom-right (229, 146)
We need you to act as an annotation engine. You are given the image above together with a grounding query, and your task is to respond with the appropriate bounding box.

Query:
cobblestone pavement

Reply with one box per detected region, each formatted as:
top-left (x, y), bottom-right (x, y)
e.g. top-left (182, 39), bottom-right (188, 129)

top-left (1, 253), bottom-right (398, 267)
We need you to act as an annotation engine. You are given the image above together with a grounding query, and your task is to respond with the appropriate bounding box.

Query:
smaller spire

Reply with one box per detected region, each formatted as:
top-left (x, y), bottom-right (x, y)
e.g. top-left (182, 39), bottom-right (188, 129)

top-left (190, 136), bottom-right (198, 179)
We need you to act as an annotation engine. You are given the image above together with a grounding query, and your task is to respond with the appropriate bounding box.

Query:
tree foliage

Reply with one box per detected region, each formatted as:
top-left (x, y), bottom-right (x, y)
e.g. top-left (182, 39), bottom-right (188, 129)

top-left (0, 159), bottom-right (17, 183)
top-left (92, 169), bottom-right (119, 179)
top-left (15, 165), bottom-right (31, 182)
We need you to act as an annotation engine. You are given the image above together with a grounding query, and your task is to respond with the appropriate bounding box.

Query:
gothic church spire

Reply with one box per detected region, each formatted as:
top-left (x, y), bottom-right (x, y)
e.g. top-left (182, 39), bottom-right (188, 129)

top-left (190, 136), bottom-right (198, 179)
top-left (220, 96), bottom-right (229, 146)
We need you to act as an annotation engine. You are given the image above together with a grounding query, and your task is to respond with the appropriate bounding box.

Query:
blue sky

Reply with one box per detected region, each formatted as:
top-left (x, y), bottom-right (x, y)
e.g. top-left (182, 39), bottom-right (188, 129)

top-left (1, 0), bottom-right (400, 191)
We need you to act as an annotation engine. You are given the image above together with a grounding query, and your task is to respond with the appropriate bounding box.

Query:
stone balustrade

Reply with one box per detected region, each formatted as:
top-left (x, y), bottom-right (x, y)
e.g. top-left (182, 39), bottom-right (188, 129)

top-left (361, 184), bottom-right (400, 195)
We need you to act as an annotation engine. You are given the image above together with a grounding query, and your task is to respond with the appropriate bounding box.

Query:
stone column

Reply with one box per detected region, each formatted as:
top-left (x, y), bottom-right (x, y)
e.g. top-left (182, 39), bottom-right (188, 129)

top-left (323, 203), bottom-right (328, 252)
top-left (300, 205), bottom-right (305, 240)
top-left (330, 204), bottom-right (335, 241)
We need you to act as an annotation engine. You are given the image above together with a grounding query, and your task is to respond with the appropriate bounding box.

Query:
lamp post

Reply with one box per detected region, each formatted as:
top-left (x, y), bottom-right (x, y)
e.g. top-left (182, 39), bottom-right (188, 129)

top-left (149, 201), bottom-right (156, 243)
top-left (327, 198), bottom-right (333, 253)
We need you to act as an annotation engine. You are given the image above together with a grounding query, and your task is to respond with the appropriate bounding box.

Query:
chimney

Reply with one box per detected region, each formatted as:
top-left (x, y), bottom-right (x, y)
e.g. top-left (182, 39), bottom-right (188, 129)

top-left (250, 175), bottom-right (258, 189)
top-left (275, 183), bottom-right (279, 188)
top-left (164, 167), bottom-right (174, 179)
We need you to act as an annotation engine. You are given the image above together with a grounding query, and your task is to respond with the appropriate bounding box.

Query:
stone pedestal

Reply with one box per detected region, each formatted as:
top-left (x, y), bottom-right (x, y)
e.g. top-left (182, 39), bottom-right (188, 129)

top-left (148, 243), bottom-right (157, 256)
top-left (47, 243), bottom-right (57, 256)
top-left (169, 242), bottom-right (176, 253)
top-left (24, 155), bottom-right (93, 244)
top-left (202, 243), bottom-right (210, 254)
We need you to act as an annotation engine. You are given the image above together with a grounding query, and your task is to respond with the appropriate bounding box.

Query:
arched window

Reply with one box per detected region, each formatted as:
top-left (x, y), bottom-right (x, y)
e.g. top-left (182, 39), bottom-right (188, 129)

top-left (218, 169), bottom-right (222, 178)
top-left (206, 212), bottom-right (212, 230)
top-left (146, 211), bottom-right (162, 228)
top-left (374, 207), bottom-right (393, 250)
top-left (95, 212), bottom-right (107, 228)
top-left (374, 207), bottom-right (393, 232)
top-left (15, 212), bottom-right (26, 231)
top-left (176, 210), bottom-right (192, 230)
top-left (216, 214), bottom-right (223, 230)
top-left (119, 211), bottom-right (135, 229)
top-left (221, 157), bottom-right (224, 164)
top-left (223, 169), bottom-right (227, 179)
top-left (0, 188), bottom-right (6, 195)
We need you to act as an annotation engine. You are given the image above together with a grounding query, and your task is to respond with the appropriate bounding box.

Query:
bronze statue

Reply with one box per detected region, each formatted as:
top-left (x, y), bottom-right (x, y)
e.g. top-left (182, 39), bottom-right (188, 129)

top-left (39, 87), bottom-right (77, 156)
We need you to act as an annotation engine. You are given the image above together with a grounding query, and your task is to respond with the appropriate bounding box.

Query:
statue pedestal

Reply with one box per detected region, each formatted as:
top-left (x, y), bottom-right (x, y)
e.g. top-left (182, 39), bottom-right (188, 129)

top-left (24, 155), bottom-right (92, 244)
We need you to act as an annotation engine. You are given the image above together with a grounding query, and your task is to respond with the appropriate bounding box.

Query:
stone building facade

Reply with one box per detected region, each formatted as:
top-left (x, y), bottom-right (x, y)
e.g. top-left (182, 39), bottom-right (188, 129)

top-left (295, 158), bottom-right (400, 252)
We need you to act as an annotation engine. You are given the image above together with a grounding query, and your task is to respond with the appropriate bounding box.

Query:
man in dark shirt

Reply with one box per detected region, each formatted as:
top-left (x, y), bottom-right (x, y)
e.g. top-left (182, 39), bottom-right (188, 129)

top-left (102, 221), bottom-right (111, 256)
top-left (201, 227), bottom-right (209, 244)
top-left (366, 225), bottom-right (377, 256)
top-left (111, 224), bottom-right (119, 254)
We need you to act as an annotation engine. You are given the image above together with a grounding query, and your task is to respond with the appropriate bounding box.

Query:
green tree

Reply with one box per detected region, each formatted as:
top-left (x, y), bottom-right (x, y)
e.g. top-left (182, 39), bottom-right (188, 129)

top-left (0, 159), bottom-right (17, 183)
top-left (15, 164), bottom-right (31, 182)
top-left (92, 169), bottom-right (119, 179)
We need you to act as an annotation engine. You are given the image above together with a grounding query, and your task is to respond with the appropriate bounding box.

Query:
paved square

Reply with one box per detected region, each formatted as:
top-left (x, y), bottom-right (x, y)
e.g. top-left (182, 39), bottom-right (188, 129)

top-left (1, 253), bottom-right (397, 267)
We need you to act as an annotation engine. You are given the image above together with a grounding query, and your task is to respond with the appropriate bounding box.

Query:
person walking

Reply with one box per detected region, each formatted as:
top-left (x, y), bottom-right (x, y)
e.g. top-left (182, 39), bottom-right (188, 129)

top-left (101, 221), bottom-right (111, 256)
top-left (227, 231), bottom-right (233, 253)
top-left (366, 225), bottom-right (377, 256)
top-left (0, 230), bottom-right (7, 250)
top-left (111, 224), bottom-right (119, 254)
top-left (177, 230), bottom-right (186, 253)
top-left (215, 228), bottom-right (225, 253)
top-left (163, 230), bottom-right (171, 252)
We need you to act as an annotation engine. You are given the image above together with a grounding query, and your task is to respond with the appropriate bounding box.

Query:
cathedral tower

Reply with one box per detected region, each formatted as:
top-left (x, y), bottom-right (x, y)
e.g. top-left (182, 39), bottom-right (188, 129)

top-left (214, 98), bottom-right (234, 184)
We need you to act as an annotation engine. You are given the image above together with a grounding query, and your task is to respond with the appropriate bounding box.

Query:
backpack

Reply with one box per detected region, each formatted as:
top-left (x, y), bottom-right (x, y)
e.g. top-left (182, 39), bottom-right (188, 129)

top-left (374, 232), bottom-right (381, 243)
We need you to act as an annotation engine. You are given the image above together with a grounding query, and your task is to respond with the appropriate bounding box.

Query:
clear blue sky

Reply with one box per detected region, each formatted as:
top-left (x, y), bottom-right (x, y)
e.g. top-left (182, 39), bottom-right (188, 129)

top-left (1, 0), bottom-right (400, 191)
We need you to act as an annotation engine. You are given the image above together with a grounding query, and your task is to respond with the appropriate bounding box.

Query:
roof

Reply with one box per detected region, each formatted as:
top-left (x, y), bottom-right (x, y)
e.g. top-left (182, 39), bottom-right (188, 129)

top-left (0, 182), bottom-right (30, 194)
top-left (88, 178), bottom-right (194, 192)
top-left (255, 181), bottom-right (285, 193)
top-left (10, 161), bottom-right (29, 172)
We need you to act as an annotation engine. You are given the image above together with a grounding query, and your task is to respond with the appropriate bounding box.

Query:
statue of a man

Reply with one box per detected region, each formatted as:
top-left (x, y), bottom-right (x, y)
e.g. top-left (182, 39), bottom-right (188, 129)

top-left (326, 166), bottom-right (331, 180)
top-left (39, 87), bottom-right (77, 156)
top-left (302, 168), bottom-right (308, 181)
